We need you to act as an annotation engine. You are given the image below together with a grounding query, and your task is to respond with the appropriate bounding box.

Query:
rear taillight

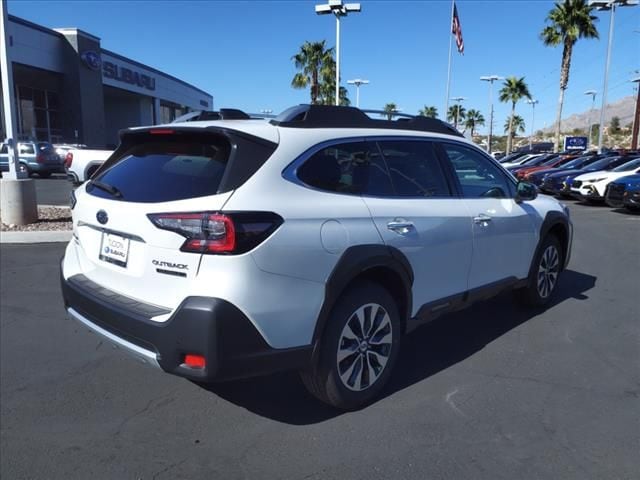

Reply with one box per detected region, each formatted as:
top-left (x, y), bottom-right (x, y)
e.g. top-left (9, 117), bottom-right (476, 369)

top-left (64, 152), bottom-right (73, 168)
top-left (36, 153), bottom-right (45, 164)
top-left (147, 211), bottom-right (282, 255)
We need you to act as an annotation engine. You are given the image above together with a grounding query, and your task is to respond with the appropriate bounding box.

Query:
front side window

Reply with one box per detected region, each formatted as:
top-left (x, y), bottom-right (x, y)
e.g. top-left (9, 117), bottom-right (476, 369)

top-left (441, 143), bottom-right (513, 198)
top-left (377, 140), bottom-right (450, 197)
top-left (297, 141), bottom-right (394, 196)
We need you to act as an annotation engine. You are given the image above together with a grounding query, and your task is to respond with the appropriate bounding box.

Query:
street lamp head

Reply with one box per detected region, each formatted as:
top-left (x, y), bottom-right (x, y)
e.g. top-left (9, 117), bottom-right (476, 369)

top-left (584, 90), bottom-right (597, 95)
top-left (589, 0), bottom-right (638, 9)
top-left (316, 1), bottom-right (361, 15)
top-left (480, 75), bottom-right (503, 82)
top-left (451, 96), bottom-right (466, 102)
top-left (527, 99), bottom-right (539, 105)
top-left (347, 78), bottom-right (369, 86)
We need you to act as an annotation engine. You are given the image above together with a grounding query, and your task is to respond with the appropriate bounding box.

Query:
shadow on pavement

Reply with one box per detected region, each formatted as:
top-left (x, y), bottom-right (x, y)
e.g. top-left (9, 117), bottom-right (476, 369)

top-left (198, 269), bottom-right (596, 425)
top-left (611, 207), bottom-right (639, 216)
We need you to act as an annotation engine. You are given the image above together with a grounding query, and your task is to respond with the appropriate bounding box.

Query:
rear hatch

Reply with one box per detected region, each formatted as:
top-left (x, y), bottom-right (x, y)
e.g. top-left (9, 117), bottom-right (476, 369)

top-left (70, 127), bottom-right (277, 314)
top-left (37, 142), bottom-right (61, 165)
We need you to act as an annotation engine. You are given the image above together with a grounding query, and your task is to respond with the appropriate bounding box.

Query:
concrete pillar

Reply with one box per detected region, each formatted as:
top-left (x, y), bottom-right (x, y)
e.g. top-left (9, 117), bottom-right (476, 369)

top-left (0, 178), bottom-right (37, 225)
top-left (153, 97), bottom-right (161, 124)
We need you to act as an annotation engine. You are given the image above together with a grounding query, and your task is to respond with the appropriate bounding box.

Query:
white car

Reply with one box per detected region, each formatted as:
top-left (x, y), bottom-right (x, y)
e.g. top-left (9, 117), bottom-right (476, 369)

top-left (571, 157), bottom-right (640, 201)
top-left (61, 104), bottom-right (572, 409)
top-left (64, 148), bottom-right (113, 184)
top-left (500, 153), bottom-right (541, 168)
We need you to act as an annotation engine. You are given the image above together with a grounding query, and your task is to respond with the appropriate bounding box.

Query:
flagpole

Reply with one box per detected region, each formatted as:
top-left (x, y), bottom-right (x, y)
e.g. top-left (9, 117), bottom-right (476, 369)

top-left (444, 0), bottom-right (455, 119)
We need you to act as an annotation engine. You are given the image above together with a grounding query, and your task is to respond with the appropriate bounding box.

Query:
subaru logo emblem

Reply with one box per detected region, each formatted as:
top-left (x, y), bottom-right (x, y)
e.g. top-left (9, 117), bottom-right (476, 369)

top-left (96, 210), bottom-right (108, 225)
top-left (81, 51), bottom-right (102, 71)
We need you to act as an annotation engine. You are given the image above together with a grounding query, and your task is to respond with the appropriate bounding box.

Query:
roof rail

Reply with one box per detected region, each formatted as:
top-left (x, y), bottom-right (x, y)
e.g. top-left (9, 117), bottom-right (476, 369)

top-left (172, 108), bottom-right (251, 123)
top-left (270, 104), bottom-right (463, 137)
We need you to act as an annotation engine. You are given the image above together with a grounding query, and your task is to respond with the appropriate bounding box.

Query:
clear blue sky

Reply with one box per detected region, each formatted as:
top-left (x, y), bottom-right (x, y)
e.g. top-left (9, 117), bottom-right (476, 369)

top-left (9, 0), bottom-right (640, 135)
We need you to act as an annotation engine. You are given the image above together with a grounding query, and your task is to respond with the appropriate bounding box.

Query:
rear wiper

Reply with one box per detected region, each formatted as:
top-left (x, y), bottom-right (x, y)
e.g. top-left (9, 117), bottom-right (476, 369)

top-left (89, 180), bottom-right (123, 198)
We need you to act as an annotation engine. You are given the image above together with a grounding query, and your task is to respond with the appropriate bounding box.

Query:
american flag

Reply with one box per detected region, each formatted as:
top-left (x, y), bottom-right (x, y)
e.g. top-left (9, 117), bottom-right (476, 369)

top-left (452, 2), bottom-right (464, 54)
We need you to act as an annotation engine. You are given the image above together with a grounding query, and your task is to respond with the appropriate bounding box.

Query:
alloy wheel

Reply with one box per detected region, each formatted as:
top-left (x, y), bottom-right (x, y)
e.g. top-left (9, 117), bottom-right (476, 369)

top-left (336, 303), bottom-right (393, 391)
top-left (537, 245), bottom-right (559, 299)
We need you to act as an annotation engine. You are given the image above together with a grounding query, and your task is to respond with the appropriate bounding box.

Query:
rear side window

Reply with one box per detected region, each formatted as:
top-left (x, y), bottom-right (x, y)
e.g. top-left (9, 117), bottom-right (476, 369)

top-left (19, 144), bottom-right (35, 155)
top-left (297, 141), bottom-right (394, 196)
top-left (378, 140), bottom-right (450, 197)
top-left (88, 131), bottom-right (275, 203)
top-left (89, 137), bottom-right (231, 203)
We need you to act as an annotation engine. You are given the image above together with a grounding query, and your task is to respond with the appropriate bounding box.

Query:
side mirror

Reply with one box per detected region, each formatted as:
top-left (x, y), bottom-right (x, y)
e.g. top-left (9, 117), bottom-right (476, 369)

top-left (515, 181), bottom-right (538, 203)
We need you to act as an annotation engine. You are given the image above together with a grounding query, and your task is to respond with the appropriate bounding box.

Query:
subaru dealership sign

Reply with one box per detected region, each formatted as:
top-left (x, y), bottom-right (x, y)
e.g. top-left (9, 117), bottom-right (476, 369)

top-left (564, 136), bottom-right (588, 151)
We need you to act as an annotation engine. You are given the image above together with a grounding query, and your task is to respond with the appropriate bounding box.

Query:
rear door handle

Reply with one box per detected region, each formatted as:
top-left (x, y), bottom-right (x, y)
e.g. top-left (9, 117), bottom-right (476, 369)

top-left (473, 214), bottom-right (492, 225)
top-left (387, 219), bottom-right (414, 234)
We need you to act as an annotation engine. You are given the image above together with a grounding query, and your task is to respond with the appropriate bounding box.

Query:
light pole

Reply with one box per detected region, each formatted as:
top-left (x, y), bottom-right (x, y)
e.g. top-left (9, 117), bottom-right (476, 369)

top-left (631, 77), bottom-right (640, 150)
top-left (450, 96), bottom-right (465, 129)
top-left (584, 90), bottom-right (597, 147)
top-left (481, 75), bottom-right (503, 154)
top-left (526, 99), bottom-right (539, 150)
top-left (589, 0), bottom-right (638, 153)
top-left (315, 0), bottom-right (361, 106)
top-left (0, 0), bottom-right (37, 225)
top-left (347, 78), bottom-right (369, 108)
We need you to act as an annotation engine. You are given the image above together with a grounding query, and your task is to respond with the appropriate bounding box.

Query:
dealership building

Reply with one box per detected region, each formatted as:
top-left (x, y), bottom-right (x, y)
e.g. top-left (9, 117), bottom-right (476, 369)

top-left (0, 15), bottom-right (213, 148)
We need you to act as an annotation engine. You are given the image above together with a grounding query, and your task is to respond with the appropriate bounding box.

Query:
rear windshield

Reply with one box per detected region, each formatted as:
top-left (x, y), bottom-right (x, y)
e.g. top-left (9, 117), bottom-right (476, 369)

top-left (37, 142), bottom-right (53, 151)
top-left (88, 137), bottom-right (231, 203)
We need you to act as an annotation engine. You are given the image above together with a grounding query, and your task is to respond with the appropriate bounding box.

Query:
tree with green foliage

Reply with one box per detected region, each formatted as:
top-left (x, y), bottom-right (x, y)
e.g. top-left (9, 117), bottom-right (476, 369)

top-left (504, 115), bottom-right (526, 148)
top-left (447, 105), bottom-right (466, 129)
top-left (382, 103), bottom-right (399, 120)
top-left (541, 0), bottom-right (599, 152)
top-left (418, 106), bottom-right (438, 118)
top-left (610, 116), bottom-right (621, 134)
top-left (464, 109), bottom-right (485, 136)
top-left (291, 41), bottom-right (335, 105)
top-left (499, 76), bottom-right (532, 154)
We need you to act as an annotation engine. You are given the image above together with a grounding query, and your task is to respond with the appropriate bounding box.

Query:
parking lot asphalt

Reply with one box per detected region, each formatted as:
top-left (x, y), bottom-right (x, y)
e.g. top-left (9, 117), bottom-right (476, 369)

top-left (1, 202), bottom-right (639, 479)
top-left (33, 174), bottom-right (72, 206)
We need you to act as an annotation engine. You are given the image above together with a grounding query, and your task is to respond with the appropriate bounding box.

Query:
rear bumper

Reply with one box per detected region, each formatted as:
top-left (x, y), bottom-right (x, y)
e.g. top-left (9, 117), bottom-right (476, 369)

top-left (60, 262), bottom-right (312, 382)
top-left (27, 162), bottom-right (64, 173)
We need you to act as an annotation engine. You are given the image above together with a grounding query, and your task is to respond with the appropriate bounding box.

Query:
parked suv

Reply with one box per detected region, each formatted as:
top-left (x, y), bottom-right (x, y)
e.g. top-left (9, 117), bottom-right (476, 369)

top-left (60, 105), bottom-right (572, 409)
top-left (0, 141), bottom-right (62, 177)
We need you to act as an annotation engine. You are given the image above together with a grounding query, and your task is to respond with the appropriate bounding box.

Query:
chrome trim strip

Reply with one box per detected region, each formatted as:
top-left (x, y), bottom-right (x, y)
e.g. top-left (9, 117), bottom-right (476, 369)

top-left (67, 307), bottom-right (161, 369)
top-left (76, 221), bottom-right (145, 242)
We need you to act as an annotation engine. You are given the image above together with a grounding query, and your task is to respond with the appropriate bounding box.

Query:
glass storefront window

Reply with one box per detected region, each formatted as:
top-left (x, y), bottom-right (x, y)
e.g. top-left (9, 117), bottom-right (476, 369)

top-left (17, 86), bottom-right (60, 143)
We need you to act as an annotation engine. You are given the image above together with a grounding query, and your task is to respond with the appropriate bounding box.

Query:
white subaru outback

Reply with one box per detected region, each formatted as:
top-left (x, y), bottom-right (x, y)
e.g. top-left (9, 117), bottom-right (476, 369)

top-left (61, 105), bottom-right (572, 410)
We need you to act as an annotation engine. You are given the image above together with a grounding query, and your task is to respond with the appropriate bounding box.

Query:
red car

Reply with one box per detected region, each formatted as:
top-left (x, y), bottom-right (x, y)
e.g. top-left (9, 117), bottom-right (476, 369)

top-left (517, 154), bottom-right (579, 180)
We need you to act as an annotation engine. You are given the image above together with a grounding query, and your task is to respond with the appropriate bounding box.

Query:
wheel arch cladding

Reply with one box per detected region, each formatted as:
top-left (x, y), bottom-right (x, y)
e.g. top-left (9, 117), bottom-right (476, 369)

top-left (311, 245), bottom-right (414, 360)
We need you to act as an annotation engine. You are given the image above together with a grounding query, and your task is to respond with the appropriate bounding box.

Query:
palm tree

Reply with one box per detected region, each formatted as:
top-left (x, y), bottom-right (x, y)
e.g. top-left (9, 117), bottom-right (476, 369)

top-left (447, 105), bottom-right (466, 129)
top-left (382, 103), bottom-right (400, 120)
top-left (464, 109), bottom-right (485, 136)
top-left (541, 0), bottom-right (598, 152)
top-left (504, 115), bottom-right (526, 147)
top-left (291, 41), bottom-right (334, 104)
top-left (317, 55), bottom-right (350, 105)
top-left (499, 77), bottom-right (532, 154)
top-left (418, 106), bottom-right (438, 118)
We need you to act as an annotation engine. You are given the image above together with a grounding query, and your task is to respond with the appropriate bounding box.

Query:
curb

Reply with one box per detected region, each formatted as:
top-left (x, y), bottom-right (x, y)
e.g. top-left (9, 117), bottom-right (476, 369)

top-left (0, 230), bottom-right (72, 244)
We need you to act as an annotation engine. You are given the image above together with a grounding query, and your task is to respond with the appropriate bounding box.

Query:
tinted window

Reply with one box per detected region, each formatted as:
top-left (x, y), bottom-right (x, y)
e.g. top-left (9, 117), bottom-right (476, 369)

top-left (297, 142), bottom-right (393, 195)
top-left (0, 144), bottom-right (7, 154)
top-left (613, 158), bottom-right (640, 172)
top-left (378, 140), bottom-right (450, 197)
top-left (88, 137), bottom-right (231, 203)
top-left (441, 143), bottom-right (513, 198)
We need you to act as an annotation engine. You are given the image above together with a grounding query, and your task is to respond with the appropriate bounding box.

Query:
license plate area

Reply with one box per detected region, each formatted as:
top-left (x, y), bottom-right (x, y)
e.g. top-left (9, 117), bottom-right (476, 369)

top-left (99, 232), bottom-right (130, 268)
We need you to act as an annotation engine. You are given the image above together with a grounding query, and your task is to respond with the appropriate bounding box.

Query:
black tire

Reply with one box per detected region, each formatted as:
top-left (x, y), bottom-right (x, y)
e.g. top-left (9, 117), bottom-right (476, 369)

top-left (515, 235), bottom-right (562, 307)
top-left (301, 281), bottom-right (401, 410)
top-left (18, 163), bottom-right (31, 176)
